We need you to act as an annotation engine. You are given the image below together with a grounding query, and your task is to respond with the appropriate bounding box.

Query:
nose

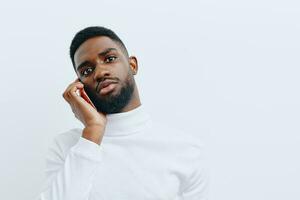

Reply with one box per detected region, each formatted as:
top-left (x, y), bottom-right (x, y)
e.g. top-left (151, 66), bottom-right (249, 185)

top-left (93, 62), bottom-right (111, 82)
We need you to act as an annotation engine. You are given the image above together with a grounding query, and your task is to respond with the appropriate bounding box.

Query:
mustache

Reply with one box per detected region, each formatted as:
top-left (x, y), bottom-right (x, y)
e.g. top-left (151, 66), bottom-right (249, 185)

top-left (95, 77), bottom-right (119, 93)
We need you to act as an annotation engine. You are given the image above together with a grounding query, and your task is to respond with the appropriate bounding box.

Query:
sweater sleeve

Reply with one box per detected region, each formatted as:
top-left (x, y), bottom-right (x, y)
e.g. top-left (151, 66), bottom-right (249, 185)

top-left (37, 134), bottom-right (103, 200)
top-left (180, 138), bottom-right (209, 200)
top-left (181, 162), bottom-right (209, 200)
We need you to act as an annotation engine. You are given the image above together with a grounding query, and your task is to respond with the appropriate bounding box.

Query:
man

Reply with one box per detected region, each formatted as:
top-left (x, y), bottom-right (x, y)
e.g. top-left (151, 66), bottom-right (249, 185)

top-left (37, 26), bottom-right (208, 200)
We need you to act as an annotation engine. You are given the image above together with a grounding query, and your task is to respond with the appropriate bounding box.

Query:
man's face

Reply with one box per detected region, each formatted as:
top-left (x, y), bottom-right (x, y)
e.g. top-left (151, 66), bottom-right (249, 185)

top-left (74, 36), bottom-right (137, 114)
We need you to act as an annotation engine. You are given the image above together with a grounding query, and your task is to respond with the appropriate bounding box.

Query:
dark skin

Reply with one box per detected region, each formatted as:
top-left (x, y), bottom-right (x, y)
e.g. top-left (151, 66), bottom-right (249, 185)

top-left (62, 36), bottom-right (141, 144)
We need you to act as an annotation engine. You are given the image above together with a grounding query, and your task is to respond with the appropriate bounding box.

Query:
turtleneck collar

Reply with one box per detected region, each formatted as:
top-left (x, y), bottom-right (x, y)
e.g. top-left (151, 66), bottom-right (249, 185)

top-left (104, 104), bottom-right (152, 137)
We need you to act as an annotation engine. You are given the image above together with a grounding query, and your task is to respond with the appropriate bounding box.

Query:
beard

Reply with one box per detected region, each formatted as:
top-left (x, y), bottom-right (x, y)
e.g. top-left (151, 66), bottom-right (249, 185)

top-left (83, 73), bottom-right (135, 114)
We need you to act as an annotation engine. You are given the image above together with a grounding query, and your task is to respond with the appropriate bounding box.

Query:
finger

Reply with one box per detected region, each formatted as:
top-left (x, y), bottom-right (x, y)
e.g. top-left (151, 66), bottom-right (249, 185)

top-left (63, 79), bottom-right (82, 96)
top-left (68, 85), bottom-right (93, 108)
top-left (62, 81), bottom-right (95, 111)
top-left (63, 82), bottom-right (84, 100)
top-left (66, 81), bottom-right (84, 93)
top-left (68, 83), bottom-right (84, 99)
top-left (73, 78), bottom-right (80, 83)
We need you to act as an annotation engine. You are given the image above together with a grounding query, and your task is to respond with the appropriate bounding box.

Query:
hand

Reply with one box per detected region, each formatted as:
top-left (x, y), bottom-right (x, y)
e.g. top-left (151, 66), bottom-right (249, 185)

top-left (62, 78), bottom-right (107, 144)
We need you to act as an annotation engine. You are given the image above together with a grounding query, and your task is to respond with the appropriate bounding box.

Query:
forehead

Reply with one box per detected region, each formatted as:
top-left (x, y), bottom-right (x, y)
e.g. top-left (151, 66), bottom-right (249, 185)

top-left (74, 36), bottom-right (121, 66)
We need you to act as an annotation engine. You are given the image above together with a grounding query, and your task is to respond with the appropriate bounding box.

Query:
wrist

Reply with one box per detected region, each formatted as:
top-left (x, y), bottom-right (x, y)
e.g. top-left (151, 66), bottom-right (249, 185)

top-left (82, 125), bottom-right (105, 145)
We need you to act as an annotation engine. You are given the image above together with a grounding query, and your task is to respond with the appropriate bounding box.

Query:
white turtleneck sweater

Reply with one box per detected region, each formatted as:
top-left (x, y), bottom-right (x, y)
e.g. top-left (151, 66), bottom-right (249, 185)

top-left (37, 105), bottom-right (208, 200)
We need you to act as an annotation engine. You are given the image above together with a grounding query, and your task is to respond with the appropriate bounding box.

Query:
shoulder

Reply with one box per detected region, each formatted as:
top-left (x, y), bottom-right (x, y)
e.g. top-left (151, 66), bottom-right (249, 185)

top-left (53, 128), bottom-right (82, 143)
top-left (48, 128), bottom-right (83, 159)
top-left (150, 120), bottom-right (204, 144)
top-left (149, 120), bottom-right (206, 159)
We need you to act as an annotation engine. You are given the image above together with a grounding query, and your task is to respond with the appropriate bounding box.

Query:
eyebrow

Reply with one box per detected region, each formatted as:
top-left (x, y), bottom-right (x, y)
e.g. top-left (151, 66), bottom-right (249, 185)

top-left (76, 48), bottom-right (118, 71)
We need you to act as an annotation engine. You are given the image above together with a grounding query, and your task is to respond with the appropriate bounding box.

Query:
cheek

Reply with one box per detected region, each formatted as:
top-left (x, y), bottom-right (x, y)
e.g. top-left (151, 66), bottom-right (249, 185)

top-left (122, 71), bottom-right (132, 85)
top-left (117, 74), bottom-right (130, 89)
top-left (115, 65), bottom-right (129, 80)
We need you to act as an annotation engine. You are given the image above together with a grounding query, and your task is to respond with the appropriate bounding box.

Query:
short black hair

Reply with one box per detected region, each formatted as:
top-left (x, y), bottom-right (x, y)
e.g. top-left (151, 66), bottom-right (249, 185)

top-left (69, 26), bottom-right (129, 68)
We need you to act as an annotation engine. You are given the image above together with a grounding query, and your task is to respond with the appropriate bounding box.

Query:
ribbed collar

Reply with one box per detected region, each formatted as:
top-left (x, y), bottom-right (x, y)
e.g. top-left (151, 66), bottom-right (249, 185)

top-left (104, 104), bottom-right (151, 137)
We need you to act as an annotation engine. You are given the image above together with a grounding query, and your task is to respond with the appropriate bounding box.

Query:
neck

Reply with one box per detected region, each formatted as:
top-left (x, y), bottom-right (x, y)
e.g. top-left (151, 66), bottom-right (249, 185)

top-left (104, 103), bottom-right (151, 136)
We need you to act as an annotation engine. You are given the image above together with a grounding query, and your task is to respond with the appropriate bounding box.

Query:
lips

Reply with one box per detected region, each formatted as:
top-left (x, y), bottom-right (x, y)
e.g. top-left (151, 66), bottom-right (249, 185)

top-left (97, 79), bottom-right (118, 94)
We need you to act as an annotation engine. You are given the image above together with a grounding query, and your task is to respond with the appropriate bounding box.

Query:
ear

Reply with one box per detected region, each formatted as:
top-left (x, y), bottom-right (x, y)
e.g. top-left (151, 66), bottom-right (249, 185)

top-left (128, 56), bottom-right (138, 75)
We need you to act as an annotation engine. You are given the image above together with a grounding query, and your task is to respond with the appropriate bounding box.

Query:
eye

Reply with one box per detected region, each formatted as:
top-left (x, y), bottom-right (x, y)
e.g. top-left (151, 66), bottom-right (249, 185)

top-left (104, 55), bottom-right (117, 63)
top-left (81, 67), bottom-right (93, 76)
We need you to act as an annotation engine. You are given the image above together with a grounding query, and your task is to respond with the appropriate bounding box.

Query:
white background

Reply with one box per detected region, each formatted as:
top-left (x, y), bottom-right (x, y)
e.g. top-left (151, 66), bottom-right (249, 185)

top-left (0, 0), bottom-right (299, 199)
